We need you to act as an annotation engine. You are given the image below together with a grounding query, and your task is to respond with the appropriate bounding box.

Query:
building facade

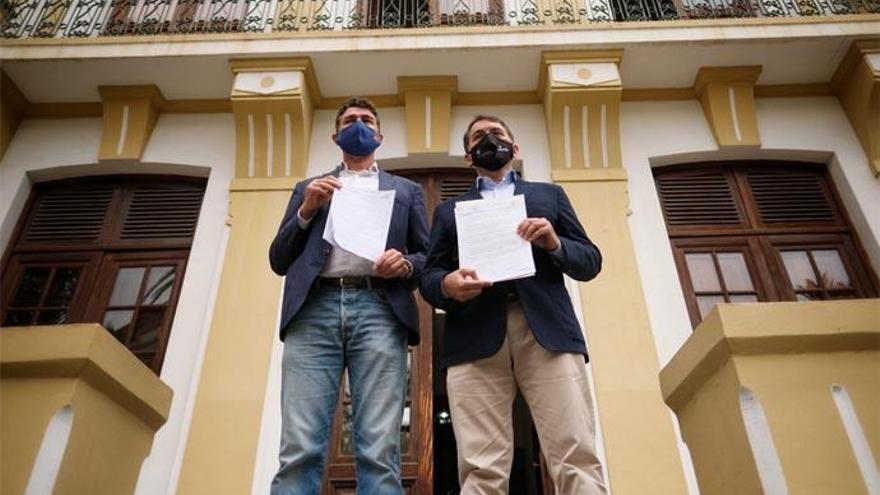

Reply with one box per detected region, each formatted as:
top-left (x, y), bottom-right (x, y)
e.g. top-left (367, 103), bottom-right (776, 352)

top-left (1, 3), bottom-right (879, 494)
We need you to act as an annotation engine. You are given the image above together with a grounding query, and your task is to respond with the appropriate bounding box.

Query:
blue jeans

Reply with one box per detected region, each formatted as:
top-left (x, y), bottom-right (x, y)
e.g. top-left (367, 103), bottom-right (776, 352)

top-left (270, 286), bottom-right (407, 495)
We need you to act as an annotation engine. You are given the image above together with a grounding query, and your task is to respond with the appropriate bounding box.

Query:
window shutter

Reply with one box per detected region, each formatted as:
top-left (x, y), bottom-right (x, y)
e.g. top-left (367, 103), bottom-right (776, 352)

top-left (120, 183), bottom-right (205, 240)
top-left (746, 169), bottom-right (837, 224)
top-left (655, 171), bottom-right (742, 227)
top-left (23, 185), bottom-right (114, 242)
top-left (439, 175), bottom-right (475, 202)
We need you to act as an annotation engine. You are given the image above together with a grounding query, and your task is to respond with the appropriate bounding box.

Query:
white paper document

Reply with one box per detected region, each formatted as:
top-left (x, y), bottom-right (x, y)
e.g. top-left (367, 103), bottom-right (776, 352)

top-left (323, 188), bottom-right (396, 262)
top-left (455, 194), bottom-right (535, 283)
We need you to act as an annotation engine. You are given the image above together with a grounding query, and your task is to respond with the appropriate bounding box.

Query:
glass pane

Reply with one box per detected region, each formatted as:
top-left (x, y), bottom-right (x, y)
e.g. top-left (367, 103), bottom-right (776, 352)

top-left (717, 252), bottom-right (753, 292)
top-left (812, 250), bottom-right (851, 289)
top-left (13, 267), bottom-right (50, 306)
top-left (401, 405), bottom-right (411, 454)
top-left (781, 251), bottom-right (818, 291)
top-left (4, 310), bottom-right (34, 326)
top-left (341, 401), bottom-right (354, 456)
top-left (103, 310), bottom-right (134, 335)
top-left (108, 268), bottom-right (146, 306)
top-left (130, 308), bottom-right (165, 353)
top-left (729, 294), bottom-right (758, 303)
top-left (796, 292), bottom-right (823, 301)
top-left (696, 295), bottom-right (725, 319)
top-left (685, 254), bottom-right (721, 292)
top-left (45, 268), bottom-right (81, 306)
top-left (405, 351), bottom-right (412, 401)
top-left (36, 310), bottom-right (68, 325)
top-left (143, 266), bottom-right (176, 305)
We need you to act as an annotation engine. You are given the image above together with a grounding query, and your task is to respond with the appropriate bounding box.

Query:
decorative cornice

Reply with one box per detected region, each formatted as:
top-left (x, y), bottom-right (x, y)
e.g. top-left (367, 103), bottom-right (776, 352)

top-left (229, 57), bottom-right (322, 106)
top-left (693, 65), bottom-right (763, 148)
top-left (538, 49), bottom-right (624, 102)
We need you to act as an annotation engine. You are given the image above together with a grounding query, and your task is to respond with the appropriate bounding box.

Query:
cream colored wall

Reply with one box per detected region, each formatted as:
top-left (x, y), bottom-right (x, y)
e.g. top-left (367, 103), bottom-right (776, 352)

top-left (621, 96), bottom-right (880, 495)
top-left (0, 114), bottom-right (236, 495)
top-left (622, 97), bottom-right (880, 369)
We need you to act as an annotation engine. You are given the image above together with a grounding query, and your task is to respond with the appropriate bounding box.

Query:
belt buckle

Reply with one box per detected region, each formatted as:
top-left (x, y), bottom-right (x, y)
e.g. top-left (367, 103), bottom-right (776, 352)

top-left (339, 276), bottom-right (365, 289)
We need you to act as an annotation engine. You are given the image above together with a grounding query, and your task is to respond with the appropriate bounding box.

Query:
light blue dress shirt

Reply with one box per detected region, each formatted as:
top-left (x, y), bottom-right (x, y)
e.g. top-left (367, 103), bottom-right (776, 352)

top-left (475, 169), bottom-right (564, 260)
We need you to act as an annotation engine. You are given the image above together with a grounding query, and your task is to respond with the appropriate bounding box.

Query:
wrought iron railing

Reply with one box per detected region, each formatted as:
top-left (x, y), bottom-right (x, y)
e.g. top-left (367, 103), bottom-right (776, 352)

top-left (1, 0), bottom-right (877, 38)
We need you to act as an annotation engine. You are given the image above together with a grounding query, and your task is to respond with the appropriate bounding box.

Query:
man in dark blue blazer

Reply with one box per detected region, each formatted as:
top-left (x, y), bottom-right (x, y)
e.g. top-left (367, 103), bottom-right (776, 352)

top-left (268, 98), bottom-right (428, 495)
top-left (420, 115), bottom-right (607, 494)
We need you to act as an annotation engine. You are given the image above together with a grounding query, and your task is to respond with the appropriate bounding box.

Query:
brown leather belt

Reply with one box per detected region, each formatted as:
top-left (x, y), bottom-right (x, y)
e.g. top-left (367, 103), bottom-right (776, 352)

top-left (314, 276), bottom-right (385, 290)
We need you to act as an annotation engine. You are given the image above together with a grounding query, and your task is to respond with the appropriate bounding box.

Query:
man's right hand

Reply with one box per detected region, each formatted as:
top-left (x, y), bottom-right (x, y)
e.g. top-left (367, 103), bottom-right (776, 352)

top-left (299, 176), bottom-right (343, 220)
top-left (442, 268), bottom-right (492, 302)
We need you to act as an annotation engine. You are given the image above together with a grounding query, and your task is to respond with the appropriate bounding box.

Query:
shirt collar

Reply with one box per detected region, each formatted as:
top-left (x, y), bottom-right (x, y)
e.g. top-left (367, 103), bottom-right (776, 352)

top-left (340, 161), bottom-right (379, 176)
top-left (476, 169), bottom-right (517, 191)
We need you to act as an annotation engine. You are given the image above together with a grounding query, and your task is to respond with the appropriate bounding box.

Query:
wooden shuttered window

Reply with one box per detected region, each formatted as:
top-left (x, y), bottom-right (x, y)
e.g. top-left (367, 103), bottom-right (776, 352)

top-left (395, 168), bottom-right (477, 213)
top-left (120, 183), bottom-right (205, 240)
top-left (1, 176), bottom-right (206, 374)
top-left (17, 178), bottom-right (205, 248)
top-left (654, 162), bottom-right (877, 327)
top-left (746, 168), bottom-right (838, 225)
top-left (438, 174), bottom-right (476, 202)
top-left (655, 172), bottom-right (744, 227)
top-left (23, 185), bottom-right (114, 242)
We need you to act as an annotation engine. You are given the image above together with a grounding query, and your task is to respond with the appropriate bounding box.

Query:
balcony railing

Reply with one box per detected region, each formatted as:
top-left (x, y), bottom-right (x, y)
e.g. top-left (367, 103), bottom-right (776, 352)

top-left (1, 0), bottom-right (877, 38)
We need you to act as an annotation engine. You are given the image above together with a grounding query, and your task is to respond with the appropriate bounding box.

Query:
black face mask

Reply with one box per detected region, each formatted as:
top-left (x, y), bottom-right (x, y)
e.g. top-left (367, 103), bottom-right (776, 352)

top-left (469, 134), bottom-right (513, 171)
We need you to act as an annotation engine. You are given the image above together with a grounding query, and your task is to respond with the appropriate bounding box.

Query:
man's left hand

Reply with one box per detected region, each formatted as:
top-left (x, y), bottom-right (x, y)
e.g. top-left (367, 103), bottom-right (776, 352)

top-left (374, 249), bottom-right (411, 279)
top-left (517, 218), bottom-right (560, 251)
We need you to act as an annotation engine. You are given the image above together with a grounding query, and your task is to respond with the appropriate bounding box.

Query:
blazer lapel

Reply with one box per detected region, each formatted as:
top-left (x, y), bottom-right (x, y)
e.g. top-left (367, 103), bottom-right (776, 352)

top-left (378, 169), bottom-right (394, 191)
top-left (513, 175), bottom-right (532, 215)
top-left (459, 181), bottom-right (482, 202)
top-left (513, 176), bottom-right (526, 196)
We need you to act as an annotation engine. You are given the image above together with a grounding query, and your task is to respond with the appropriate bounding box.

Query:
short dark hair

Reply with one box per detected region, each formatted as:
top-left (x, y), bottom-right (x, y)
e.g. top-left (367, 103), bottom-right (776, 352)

top-left (335, 97), bottom-right (380, 131)
top-left (462, 115), bottom-right (515, 152)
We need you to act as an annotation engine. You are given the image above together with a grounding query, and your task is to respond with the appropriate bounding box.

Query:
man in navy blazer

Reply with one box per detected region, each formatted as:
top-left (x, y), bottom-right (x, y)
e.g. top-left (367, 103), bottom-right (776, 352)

top-left (269, 98), bottom-right (428, 495)
top-left (420, 115), bottom-right (607, 494)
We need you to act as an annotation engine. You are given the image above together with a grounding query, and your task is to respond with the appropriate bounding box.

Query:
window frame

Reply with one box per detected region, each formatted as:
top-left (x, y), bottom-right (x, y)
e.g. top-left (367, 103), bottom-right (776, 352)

top-left (671, 236), bottom-right (777, 323)
top-left (1, 175), bottom-right (205, 374)
top-left (85, 250), bottom-right (190, 373)
top-left (655, 162), bottom-right (878, 327)
top-left (1, 251), bottom-right (103, 326)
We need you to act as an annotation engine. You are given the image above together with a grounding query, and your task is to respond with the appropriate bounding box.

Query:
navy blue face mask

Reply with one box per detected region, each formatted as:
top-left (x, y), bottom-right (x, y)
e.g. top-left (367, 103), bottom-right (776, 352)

top-left (335, 119), bottom-right (381, 157)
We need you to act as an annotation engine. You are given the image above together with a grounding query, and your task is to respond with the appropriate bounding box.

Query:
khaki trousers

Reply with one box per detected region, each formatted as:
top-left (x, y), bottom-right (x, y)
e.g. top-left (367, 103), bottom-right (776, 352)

top-left (447, 303), bottom-right (607, 495)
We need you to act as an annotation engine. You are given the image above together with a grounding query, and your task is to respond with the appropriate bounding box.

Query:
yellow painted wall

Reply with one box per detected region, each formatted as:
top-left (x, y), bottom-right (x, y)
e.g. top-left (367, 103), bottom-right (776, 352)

top-left (662, 300), bottom-right (880, 495)
top-left (1, 324), bottom-right (172, 495)
top-left (554, 168), bottom-right (689, 495)
top-left (177, 179), bottom-right (294, 494)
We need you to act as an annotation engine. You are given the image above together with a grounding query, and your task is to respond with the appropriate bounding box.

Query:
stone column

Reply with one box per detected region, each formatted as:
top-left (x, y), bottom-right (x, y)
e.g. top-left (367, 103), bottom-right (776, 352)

top-left (176, 57), bottom-right (319, 494)
top-left (540, 50), bottom-right (689, 495)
